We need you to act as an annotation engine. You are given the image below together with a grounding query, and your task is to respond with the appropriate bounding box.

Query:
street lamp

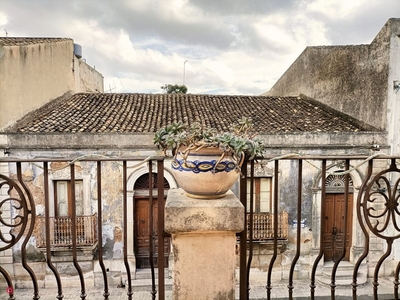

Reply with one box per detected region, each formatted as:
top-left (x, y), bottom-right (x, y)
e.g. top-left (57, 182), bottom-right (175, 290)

top-left (183, 60), bottom-right (188, 86)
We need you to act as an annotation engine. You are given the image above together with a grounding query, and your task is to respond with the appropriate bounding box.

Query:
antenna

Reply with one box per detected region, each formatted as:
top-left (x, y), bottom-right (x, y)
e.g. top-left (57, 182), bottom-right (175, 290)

top-left (4, 29), bottom-right (8, 37)
top-left (105, 83), bottom-right (116, 93)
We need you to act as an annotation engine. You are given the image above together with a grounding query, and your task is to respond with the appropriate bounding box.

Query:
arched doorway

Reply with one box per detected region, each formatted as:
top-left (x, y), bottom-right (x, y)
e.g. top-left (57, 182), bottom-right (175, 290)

top-left (323, 173), bottom-right (353, 262)
top-left (134, 173), bottom-right (170, 269)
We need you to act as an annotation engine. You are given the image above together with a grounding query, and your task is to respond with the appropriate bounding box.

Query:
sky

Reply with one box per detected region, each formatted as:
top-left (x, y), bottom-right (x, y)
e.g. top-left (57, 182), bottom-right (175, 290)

top-left (0, 1), bottom-right (399, 95)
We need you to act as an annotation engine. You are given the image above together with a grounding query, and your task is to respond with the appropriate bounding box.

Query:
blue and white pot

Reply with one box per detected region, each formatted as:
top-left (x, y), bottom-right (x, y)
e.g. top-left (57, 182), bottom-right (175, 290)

top-left (171, 146), bottom-right (241, 199)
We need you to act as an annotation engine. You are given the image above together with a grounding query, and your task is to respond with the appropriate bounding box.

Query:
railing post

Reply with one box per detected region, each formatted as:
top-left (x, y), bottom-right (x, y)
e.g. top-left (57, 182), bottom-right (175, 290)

top-left (165, 189), bottom-right (244, 300)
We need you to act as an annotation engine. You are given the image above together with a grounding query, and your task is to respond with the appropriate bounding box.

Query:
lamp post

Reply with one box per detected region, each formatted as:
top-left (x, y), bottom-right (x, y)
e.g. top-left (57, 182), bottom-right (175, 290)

top-left (183, 60), bottom-right (188, 86)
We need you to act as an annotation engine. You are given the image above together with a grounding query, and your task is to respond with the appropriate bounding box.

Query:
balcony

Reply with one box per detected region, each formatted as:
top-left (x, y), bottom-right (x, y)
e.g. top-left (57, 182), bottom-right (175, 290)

top-left (36, 214), bottom-right (97, 248)
top-left (247, 212), bottom-right (288, 241)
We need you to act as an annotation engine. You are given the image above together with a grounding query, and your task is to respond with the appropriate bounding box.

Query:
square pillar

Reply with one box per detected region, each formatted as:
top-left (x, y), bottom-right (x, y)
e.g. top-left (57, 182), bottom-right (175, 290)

top-left (165, 189), bottom-right (244, 300)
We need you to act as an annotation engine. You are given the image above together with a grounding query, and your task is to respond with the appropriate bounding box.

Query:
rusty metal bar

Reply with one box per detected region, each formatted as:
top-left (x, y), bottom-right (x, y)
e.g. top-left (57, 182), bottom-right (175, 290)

top-left (239, 159), bottom-right (248, 300)
top-left (70, 163), bottom-right (87, 299)
top-left (43, 162), bottom-right (63, 299)
top-left (246, 160), bottom-right (255, 299)
top-left (0, 156), bottom-right (167, 163)
top-left (157, 158), bottom-right (166, 300)
top-left (0, 265), bottom-right (14, 299)
top-left (17, 162), bottom-right (40, 300)
top-left (266, 160), bottom-right (279, 299)
top-left (97, 161), bottom-right (110, 299)
top-left (148, 161), bottom-right (157, 299)
top-left (288, 159), bottom-right (303, 299)
top-left (310, 159), bottom-right (326, 299)
top-left (330, 159), bottom-right (351, 298)
top-left (352, 159), bottom-right (373, 300)
top-left (123, 160), bottom-right (133, 299)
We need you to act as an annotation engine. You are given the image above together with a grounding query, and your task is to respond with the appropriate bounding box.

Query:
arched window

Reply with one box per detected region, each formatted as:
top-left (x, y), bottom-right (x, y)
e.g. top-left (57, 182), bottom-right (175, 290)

top-left (134, 173), bottom-right (170, 190)
top-left (325, 173), bottom-right (353, 187)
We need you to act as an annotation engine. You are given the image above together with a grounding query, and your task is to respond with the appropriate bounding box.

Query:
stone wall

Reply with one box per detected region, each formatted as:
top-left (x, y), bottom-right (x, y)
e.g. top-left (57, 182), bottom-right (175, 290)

top-left (265, 19), bottom-right (400, 132)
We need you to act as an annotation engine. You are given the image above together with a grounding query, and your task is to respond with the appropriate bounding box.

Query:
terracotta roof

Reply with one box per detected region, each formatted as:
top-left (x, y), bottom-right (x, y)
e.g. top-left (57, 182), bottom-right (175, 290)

top-left (0, 37), bottom-right (72, 47)
top-left (8, 93), bottom-right (378, 133)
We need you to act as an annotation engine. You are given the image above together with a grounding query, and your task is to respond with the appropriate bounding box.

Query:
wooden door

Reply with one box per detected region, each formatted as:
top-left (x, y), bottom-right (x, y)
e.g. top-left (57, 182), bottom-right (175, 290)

top-left (323, 194), bottom-right (353, 261)
top-left (135, 198), bottom-right (170, 269)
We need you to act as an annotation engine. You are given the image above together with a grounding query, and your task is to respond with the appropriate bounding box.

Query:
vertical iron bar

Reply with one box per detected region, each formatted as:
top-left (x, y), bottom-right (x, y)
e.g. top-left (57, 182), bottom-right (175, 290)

top-left (97, 161), bottom-right (110, 299)
top-left (246, 160), bottom-right (255, 298)
top-left (310, 159), bottom-right (326, 299)
top-left (148, 161), bottom-right (157, 299)
top-left (352, 159), bottom-right (373, 300)
top-left (266, 160), bottom-right (279, 299)
top-left (0, 266), bottom-right (14, 300)
top-left (394, 261), bottom-right (400, 300)
top-left (157, 158), bottom-right (166, 300)
top-left (239, 159), bottom-right (248, 300)
top-left (70, 163), bottom-right (87, 299)
top-left (374, 241), bottom-right (393, 299)
top-left (17, 162), bottom-right (40, 300)
top-left (288, 159), bottom-right (303, 299)
top-left (123, 160), bottom-right (133, 299)
top-left (332, 160), bottom-right (350, 298)
top-left (44, 162), bottom-right (63, 299)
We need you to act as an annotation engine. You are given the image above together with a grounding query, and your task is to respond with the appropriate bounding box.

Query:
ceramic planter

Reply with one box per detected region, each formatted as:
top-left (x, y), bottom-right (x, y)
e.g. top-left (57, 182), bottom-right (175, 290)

top-left (171, 147), bottom-right (241, 199)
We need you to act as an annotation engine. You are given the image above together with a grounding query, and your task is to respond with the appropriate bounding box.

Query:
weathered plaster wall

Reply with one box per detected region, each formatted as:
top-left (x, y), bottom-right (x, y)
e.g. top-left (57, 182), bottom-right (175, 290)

top-left (0, 40), bottom-right (103, 129)
top-left (265, 19), bottom-right (400, 132)
top-left (74, 57), bottom-right (104, 93)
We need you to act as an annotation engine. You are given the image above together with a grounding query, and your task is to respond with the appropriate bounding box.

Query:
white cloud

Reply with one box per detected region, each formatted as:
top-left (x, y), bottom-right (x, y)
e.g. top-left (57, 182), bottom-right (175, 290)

top-left (306, 0), bottom-right (365, 19)
top-left (0, 11), bottom-right (8, 28)
top-left (2, 0), bottom-right (396, 95)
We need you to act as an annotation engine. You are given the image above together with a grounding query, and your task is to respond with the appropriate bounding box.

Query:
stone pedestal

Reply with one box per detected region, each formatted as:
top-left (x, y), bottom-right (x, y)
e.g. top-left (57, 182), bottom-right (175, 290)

top-left (165, 189), bottom-right (244, 300)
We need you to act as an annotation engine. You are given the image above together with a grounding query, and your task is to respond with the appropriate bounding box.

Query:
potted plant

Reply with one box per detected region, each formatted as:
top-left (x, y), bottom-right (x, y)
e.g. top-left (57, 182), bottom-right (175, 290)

top-left (154, 117), bottom-right (264, 199)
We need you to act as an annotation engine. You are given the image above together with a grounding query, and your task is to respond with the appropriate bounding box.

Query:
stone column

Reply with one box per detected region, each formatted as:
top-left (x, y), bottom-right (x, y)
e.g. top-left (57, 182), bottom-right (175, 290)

top-left (165, 189), bottom-right (244, 300)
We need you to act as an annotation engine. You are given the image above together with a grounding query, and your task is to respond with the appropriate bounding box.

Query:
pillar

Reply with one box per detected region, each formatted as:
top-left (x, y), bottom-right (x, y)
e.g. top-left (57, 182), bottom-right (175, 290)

top-left (165, 188), bottom-right (244, 300)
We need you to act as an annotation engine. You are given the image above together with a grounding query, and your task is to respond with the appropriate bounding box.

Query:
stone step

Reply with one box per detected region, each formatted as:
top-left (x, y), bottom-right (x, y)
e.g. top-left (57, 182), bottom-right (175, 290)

top-left (131, 278), bottom-right (173, 292)
top-left (316, 262), bottom-right (367, 287)
top-left (135, 268), bottom-right (170, 280)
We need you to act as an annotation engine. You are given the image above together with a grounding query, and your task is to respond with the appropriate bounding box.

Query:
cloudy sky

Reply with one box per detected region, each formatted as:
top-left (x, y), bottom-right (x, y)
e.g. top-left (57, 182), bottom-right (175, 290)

top-left (0, 1), bottom-right (398, 95)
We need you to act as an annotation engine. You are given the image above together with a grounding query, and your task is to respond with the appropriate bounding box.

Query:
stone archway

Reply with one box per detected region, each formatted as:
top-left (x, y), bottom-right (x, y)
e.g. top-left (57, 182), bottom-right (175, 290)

top-left (312, 163), bottom-right (363, 264)
top-left (125, 165), bottom-right (177, 268)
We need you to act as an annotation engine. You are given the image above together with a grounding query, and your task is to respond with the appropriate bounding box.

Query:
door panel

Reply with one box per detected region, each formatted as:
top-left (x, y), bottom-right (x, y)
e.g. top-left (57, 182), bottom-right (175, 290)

top-left (323, 194), bottom-right (353, 261)
top-left (135, 198), bottom-right (170, 269)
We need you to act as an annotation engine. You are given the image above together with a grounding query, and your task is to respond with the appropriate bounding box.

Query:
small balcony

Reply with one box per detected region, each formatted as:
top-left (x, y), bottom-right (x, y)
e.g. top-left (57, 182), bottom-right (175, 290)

top-left (247, 212), bottom-right (288, 241)
top-left (36, 214), bottom-right (97, 248)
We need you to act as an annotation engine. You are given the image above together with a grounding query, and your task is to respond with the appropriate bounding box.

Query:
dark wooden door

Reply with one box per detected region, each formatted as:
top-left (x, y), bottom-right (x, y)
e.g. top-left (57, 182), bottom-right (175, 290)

top-left (323, 194), bottom-right (353, 261)
top-left (135, 198), bottom-right (170, 269)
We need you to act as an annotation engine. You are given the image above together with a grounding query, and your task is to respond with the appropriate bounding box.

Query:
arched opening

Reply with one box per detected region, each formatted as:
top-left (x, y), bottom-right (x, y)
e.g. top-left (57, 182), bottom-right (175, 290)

top-left (134, 173), bottom-right (170, 269)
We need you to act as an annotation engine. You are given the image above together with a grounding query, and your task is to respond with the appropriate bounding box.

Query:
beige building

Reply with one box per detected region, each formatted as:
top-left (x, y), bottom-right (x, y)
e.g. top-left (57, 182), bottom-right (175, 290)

top-left (0, 37), bottom-right (104, 130)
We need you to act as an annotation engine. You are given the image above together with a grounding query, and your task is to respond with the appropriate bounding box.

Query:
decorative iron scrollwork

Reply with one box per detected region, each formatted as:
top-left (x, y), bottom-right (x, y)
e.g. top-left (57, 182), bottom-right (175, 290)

top-left (0, 174), bottom-right (29, 252)
top-left (362, 159), bottom-right (400, 240)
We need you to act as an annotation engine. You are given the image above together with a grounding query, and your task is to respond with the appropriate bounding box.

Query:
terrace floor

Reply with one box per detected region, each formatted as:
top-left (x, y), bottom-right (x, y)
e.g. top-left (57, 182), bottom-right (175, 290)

top-left (8, 277), bottom-right (396, 300)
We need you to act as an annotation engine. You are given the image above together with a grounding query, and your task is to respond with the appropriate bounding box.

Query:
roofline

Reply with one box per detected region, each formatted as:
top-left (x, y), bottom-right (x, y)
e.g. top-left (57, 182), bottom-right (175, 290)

top-left (1, 131), bottom-right (388, 152)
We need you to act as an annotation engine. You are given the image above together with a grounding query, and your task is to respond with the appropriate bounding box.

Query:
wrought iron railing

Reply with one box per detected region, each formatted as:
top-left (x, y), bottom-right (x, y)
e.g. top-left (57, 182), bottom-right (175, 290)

top-left (36, 214), bottom-right (97, 247)
top-left (1, 155), bottom-right (400, 300)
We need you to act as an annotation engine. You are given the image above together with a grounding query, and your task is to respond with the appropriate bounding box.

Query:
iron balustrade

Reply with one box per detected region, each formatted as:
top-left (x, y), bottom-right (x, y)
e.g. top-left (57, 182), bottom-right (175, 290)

top-left (36, 214), bottom-right (97, 247)
top-left (0, 155), bottom-right (400, 299)
top-left (247, 212), bottom-right (289, 240)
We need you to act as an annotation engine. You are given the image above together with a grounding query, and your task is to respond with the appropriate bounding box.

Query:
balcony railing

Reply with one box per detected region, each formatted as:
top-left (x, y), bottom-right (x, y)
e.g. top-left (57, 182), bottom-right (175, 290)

top-left (1, 155), bottom-right (400, 299)
top-left (36, 214), bottom-right (97, 247)
top-left (247, 212), bottom-right (288, 240)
